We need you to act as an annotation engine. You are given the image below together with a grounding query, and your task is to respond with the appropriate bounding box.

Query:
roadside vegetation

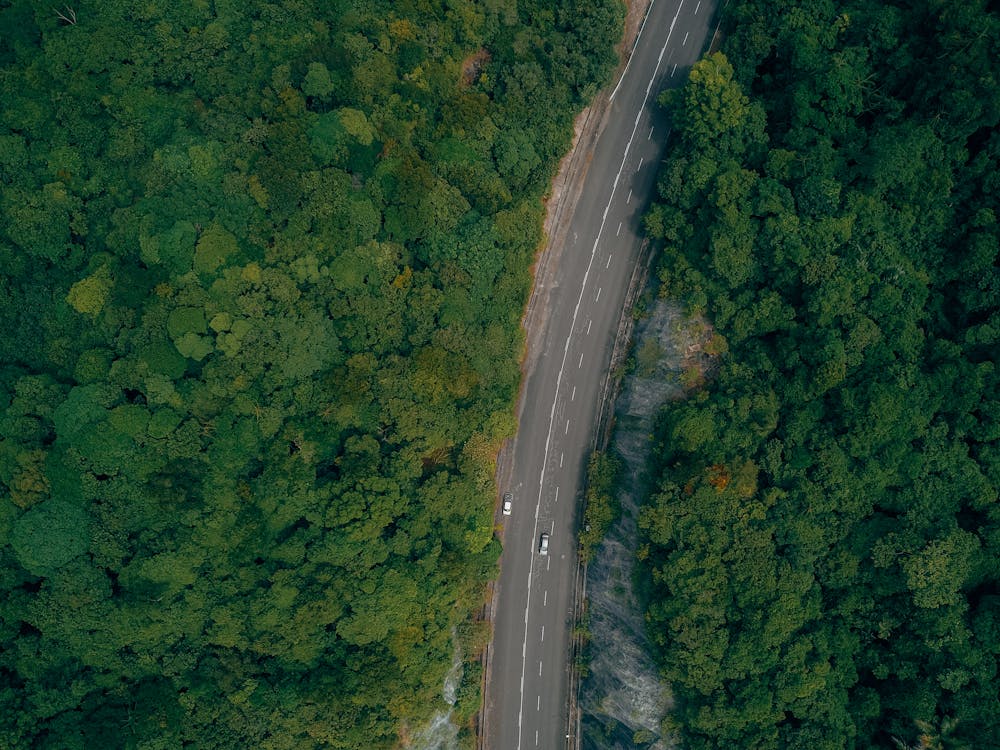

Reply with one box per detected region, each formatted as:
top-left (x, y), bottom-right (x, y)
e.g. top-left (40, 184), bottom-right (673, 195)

top-left (639, 1), bottom-right (1000, 748)
top-left (0, 0), bottom-right (623, 747)
top-left (580, 451), bottom-right (622, 562)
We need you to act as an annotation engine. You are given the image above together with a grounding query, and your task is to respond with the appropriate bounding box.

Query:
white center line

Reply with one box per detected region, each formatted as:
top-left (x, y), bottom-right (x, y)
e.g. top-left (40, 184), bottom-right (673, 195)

top-left (695, 0), bottom-right (701, 12)
top-left (535, 730), bottom-right (539, 746)
top-left (616, 221), bottom-right (622, 236)
top-left (541, 625), bottom-right (545, 642)
top-left (595, 287), bottom-right (602, 302)
top-left (537, 695), bottom-right (541, 711)
top-left (606, 254), bottom-right (612, 268)
top-left (637, 156), bottom-right (644, 171)
top-left (671, 63), bottom-right (677, 77)
top-left (683, 31), bottom-right (689, 45)
top-left (648, 126), bottom-right (654, 140)
top-left (571, 385), bottom-right (576, 400)
top-left (543, 590), bottom-right (547, 606)
top-left (554, 486), bottom-right (559, 503)
top-left (539, 661), bottom-right (543, 677)
top-left (546, 556), bottom-right (551, 571)
top-left (560, 452), bottom-right (564, 468)
top-left (587, 319), bottom-right (592, 335)
top-left (514, 4), bottom-right (687, 745)
top-left (578, 352), bottom-right (584, 368)
top-left (626, 188), bottom-right (633, 203)
top-left (565, 419), bottom-right (570, 434)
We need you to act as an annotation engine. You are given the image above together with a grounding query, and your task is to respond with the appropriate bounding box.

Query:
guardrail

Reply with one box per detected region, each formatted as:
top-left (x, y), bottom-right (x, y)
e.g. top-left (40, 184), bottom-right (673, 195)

top-left (565, 231), bottom-right (656, 750)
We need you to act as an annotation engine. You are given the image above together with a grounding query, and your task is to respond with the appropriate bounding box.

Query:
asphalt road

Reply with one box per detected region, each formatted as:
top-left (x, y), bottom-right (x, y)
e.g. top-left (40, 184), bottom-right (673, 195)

top-left (484, 1), bottom-right (720, 749)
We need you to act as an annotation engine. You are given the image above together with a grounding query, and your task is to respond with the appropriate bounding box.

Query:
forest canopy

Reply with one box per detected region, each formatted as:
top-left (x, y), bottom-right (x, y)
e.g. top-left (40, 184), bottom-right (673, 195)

top-left (0, 0), bottom-right (622, 747)
top-left (640, 1), bottom-right (1000, 748)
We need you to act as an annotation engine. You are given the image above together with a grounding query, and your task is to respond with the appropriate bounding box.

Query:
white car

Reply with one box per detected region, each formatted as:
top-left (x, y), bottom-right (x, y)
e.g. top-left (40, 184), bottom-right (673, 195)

top-left (502, 492), bottom-right (513, 516)
top-left (539, 532), bottom-right (549, 555)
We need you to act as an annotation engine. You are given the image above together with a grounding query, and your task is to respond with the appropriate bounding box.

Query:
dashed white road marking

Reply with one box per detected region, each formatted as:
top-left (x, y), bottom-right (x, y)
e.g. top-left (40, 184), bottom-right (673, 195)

top-left (671, 63), bottom-right (677, 76)
top-left (571, 386), bottom-right (576, 400)
top-left (695, 0), bottom-right (701, 12)
top-left (515, 4), bottom-right (687, 745)
top-left (578, 352), bottom-right (584, 368)
top-left (565, 419), bottom-right (570, 435)
top-left (555, 486), bottom-right (559, 503)
top-left (537, 695), bottom-right (541, 711)
top-left (543, 590), bottom-right (547, 606)
top-left (637, 156), bottom-right (643, 171)
top-left (560, 452), bottom-right (564, 468)
top-left (587, 319), bottom-right (592, 335)
top-left (648, 126), bottom-right (654, 140)
top-left (626, 188), bottom-right (633, 203)
top-left (546, 556), bottom-right (551, 571)
top-left (535, 730), bottom-right (539, 746)
top-left (541, 625), bottom-right (545, 642)
top-left (683, 31), bottom-right (689, 45)
top-left (595, 287), bottom-right (602, 302)
top-left (606, 254), bottom-right (612, 268)
top-left (539, 661), bottom-right (543, 677)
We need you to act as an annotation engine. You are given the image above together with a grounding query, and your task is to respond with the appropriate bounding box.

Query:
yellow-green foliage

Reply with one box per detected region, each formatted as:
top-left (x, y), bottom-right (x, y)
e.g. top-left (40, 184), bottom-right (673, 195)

top-left (66, 266), bottom-right (113, 316)
top-left (0, 0), bottom-right (624, 747)
top-left (640, 5), bottom-right (1000, 748)
top-left (579, 451), bottom-right (621, 562)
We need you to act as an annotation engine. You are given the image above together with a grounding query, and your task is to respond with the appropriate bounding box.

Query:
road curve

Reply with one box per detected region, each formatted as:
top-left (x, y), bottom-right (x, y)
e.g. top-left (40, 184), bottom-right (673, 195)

top-left (484, 1), bottom-right (720, 749)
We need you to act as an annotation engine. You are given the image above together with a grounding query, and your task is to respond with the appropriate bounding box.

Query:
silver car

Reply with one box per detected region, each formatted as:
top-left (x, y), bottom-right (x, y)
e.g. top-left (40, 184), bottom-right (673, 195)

top-left (502, 492), bottom-right (513, 516)
top-left (539, 532), bottom-right (549, 555)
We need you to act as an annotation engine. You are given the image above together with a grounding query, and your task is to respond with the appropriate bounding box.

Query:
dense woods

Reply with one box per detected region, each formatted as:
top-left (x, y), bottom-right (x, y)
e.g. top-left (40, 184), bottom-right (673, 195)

top-left (0, 0), bottom-right (622, 747)
top-left (640, 1), bottom-right (1000, 748)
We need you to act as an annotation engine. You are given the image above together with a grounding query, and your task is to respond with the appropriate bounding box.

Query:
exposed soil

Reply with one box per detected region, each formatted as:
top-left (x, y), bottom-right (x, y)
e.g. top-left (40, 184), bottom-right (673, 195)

top-left (460, 49), bottom-right (491, 87)
top-left (522, 0), bottom-right (654, 380)
top-left (482, 3), bottom-right (656, 748)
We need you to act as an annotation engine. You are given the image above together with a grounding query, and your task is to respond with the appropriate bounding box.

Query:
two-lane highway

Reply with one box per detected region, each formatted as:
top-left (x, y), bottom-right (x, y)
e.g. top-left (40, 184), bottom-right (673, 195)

top-left (484, 1), bottom-right (719, 748)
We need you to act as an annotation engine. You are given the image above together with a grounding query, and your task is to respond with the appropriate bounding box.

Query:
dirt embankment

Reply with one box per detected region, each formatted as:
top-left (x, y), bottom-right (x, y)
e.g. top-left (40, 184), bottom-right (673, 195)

top-left (480, 4), bottom-right (656, 748)
top-left (521, 0), bottom-right (654, 378)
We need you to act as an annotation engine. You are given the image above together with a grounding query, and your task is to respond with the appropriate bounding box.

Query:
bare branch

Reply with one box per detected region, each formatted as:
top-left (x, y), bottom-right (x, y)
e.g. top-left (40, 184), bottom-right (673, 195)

top-left (54, 5), bottom-right (76, 25)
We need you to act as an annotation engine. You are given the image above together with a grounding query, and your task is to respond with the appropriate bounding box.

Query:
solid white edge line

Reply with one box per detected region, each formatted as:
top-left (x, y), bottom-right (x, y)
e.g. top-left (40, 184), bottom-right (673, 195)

top-left (514, 3), bottom-right (685, 745)
top-left (609, 0), bottom-right (657, 101)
